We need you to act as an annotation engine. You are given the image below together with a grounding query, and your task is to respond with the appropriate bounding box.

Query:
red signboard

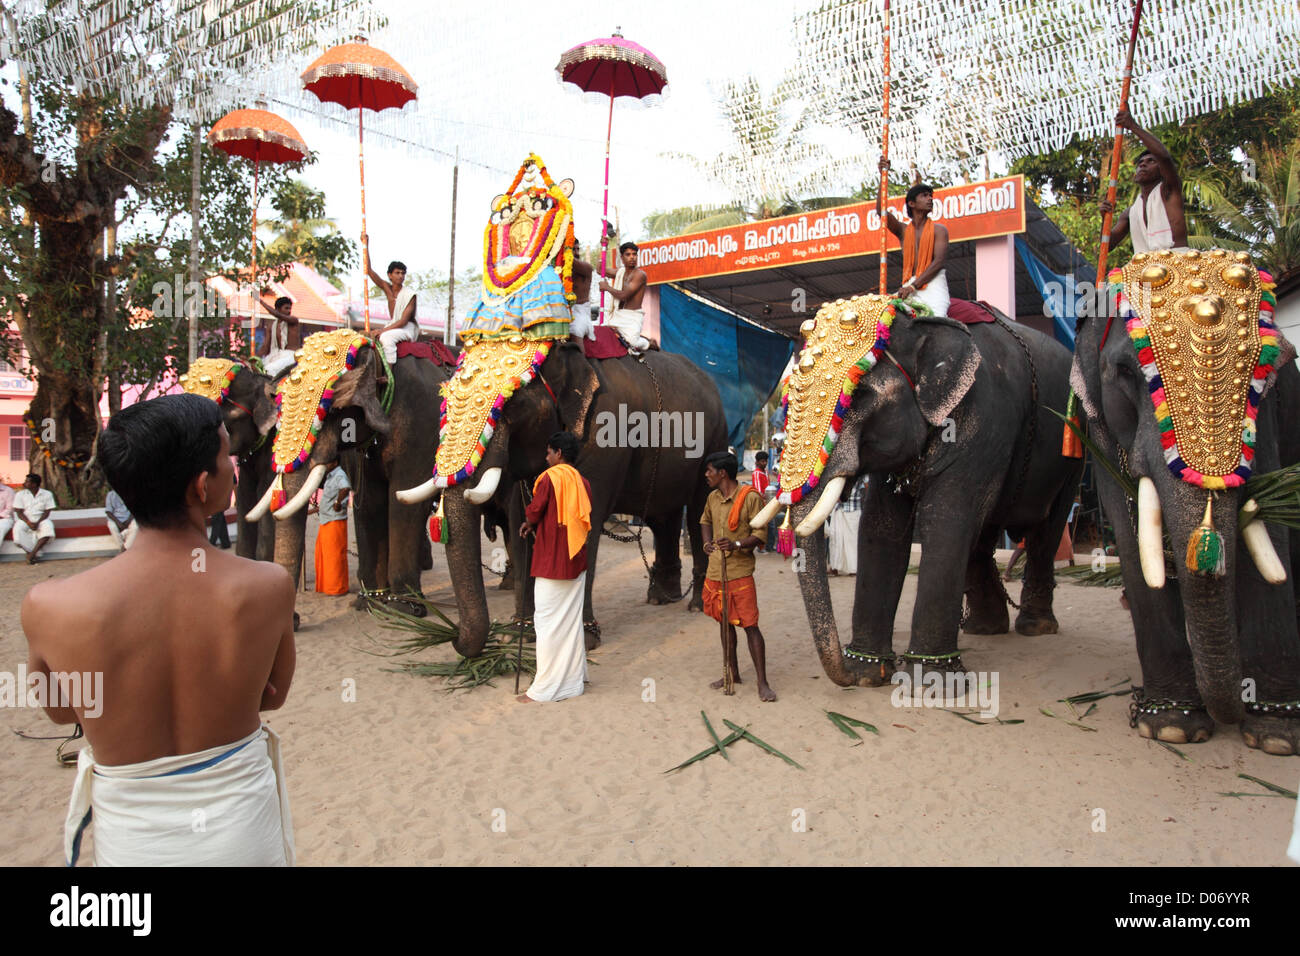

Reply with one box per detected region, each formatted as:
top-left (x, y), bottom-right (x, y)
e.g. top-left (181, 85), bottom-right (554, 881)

top-left (638, 175), bottom-right (1026, 284)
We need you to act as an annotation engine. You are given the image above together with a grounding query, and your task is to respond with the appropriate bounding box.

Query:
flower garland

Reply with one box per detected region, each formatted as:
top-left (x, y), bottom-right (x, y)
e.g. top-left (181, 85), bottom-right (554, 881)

top-left (1121, 271), bottom-right (1279, 491)
top-left (775, 301), bottom-right (896, 507)
top-left (431, 339), bottom-right (554, 490)
top-left (22, 413), bottom-right (88, 470)
top-left (481, 153), bottom-right (575, 303)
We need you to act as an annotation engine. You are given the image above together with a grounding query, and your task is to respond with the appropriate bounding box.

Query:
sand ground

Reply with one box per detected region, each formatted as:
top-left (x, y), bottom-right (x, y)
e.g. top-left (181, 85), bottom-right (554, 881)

top-left (2, 521), bottom-right (1298, 867)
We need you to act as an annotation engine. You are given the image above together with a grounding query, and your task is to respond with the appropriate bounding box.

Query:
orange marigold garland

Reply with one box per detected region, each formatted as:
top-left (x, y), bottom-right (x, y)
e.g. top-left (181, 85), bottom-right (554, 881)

top-left (482, 153), bottom-right (575, 304)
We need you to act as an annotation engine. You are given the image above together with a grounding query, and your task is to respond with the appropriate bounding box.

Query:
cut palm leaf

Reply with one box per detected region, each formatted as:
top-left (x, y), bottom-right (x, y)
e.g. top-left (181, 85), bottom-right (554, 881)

top-left (723, 719), bottom-right (804, 770)
top-left (702, 711), bottom-right (730, 762)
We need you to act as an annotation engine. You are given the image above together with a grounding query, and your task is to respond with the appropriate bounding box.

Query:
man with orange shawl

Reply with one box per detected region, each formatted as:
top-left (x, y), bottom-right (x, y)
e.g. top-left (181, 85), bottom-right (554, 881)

top-left (518, 432), bottom-right (592, 703)
top-left (310, 461), bottom-right (351, 596)
top-left (877, 160), bottom-right (950, 317)
top-left (701, 451), bottom-right (774, 702)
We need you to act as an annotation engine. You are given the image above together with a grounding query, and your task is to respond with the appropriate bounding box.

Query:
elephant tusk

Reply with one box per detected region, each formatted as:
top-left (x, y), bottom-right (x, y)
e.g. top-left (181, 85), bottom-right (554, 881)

top-left (244, 482), bottom-right (277, 522)
top-left (1137, 476), bottom-right (1166, 590)
top-left (396, 476), bottom-right (440, 504)
top-left (464, 467), bottom-right (502, 505)
top-left (1241, 499), bottom-right (1287, 584)
top-left (750, 495), bottom-right (782, 530)
top-left (272, 465), bottom-right (328, 520)
top-left (794, 476), bottom-right (847, 537)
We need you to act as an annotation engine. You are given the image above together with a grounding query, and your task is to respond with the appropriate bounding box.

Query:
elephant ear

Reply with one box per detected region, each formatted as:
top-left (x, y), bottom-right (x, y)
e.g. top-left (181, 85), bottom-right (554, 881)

top-left (1261, 328), bottom-right (1298, 401)
top-left (332, 346), bottom-right (393, 437)
top-left (550, 341), bottom-right (601, 441)
top-left (913, 317), bottom-right (981, 427)
top-left (254, 380), bottom-right (279, 436)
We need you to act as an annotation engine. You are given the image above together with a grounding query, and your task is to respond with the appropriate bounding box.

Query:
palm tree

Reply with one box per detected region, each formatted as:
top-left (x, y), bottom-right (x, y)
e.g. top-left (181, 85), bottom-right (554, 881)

top-left (261, 180), bottom-right (351, 279)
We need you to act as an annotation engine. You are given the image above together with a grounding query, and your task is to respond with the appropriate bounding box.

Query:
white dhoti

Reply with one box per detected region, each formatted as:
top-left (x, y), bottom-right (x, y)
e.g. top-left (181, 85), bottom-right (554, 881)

top-left (570, 302), bottom-right (597, 341)
top-left (12, 518), bottom-right (53, 552)
top-left (107, 519), bottom-right (138, 552)
top-left (65, 725), bottom-right (295, 867)
top-left (1290, 787), bottom-right (1300, 864)
top-left (827, 507), bottom-right (861, 574)
top-left (527, 571), bottom-right (587, 702)
top-left (263, 349), bottom-right (296, 379)
top-left (1129, 186), bottom-right (1176, 253)
top-left (0, 516), bottom-right (12, 540)
top-left (607, 309), bottom-right (649, 351)
top-left (379, 320), bottom-right (420, 364)
top-left (905, 269), bottom-right (950, 318)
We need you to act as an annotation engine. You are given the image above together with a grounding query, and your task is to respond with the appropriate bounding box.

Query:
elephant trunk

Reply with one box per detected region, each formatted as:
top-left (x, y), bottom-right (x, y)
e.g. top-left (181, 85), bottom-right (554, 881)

top-left (794, 519), bottom-right (861, 685)
top-left (271, 468), bottom-right (311, 590)
top-left (443, 487), bottom-right (490, 658)
top-left (272, 464), bottom-right (328, 520)
top-left (1160, 475), bottom-right (1245, 725)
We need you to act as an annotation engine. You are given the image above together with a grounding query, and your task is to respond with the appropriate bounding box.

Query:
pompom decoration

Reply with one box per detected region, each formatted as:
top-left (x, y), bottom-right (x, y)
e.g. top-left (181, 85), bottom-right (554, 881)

top-left (776, 508), bottom-right (795, 557)
top-left (1185, 495), bottom-right (1226, 578)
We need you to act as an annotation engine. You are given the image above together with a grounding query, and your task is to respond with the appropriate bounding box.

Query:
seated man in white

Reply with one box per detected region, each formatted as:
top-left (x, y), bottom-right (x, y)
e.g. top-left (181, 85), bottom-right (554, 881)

top-left (23, 394), bottom-right (296, 866)
top-left (876, 160), bottom-right (950, 317)
top-left (13, 472), bottom-right (56, 564)
top-left (104, 487), bottom-right (137, 552)
top-left (258, 296), bottom-right (301, 380)
top-left (0, 479), bottom-right (14, 543)
top-left (598, 241), bottom-right (652, 351)
top-left (363, 234), bottom-right (419, 365)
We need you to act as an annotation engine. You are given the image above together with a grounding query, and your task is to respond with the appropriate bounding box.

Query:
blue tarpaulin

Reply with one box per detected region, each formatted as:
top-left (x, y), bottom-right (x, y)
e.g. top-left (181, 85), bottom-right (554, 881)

top-left (658, 284), bottom-right (795, 450)
top-left (1015, 235), bottom-right (1078, 351)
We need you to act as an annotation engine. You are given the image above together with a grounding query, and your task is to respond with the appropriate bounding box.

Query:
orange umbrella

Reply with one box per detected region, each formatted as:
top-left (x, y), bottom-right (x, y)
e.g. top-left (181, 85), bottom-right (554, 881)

top-left (208, 104), bottom-right (308, 356)
top-left (301, 36), bottom-right (418, 333)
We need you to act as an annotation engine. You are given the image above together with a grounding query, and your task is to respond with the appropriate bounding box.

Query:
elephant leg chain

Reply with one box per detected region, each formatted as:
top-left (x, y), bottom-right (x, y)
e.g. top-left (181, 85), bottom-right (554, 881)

top-left (1128, 686), bottom-right (1205, 728)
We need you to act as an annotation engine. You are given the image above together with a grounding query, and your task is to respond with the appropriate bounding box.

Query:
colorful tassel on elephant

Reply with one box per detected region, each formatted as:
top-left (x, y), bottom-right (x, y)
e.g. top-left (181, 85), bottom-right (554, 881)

top-left (269, 473), bottom-right (287, 513)
top-left (776, 508), bottom-right (795, 557)
top-left (429, 497), bottom-right (446, 545)
top-left (1185, 494), bottom-right (1226, 578)
top-left (1062, 391), bottom-right (1084, 459)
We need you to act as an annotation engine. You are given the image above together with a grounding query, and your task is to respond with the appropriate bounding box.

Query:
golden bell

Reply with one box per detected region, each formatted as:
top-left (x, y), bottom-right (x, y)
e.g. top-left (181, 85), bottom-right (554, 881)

top-left (838, 307), bottom-right (858, 330)
top-left (1221, 264), bottom-right (1252, 289)
top-left (199, 374), bottom-right (212, 385)
top-left (1140, 264), bottom-right (1170, 288)
top-left (323, 344), bottom-right (338, 356)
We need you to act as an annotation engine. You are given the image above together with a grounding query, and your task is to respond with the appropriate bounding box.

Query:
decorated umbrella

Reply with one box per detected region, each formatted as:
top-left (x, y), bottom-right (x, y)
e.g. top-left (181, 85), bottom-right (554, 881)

top-left (556, 30), bottom-right (667, 323)
top-left (208, 103), bottom-right (309, 356)
top-left (302, 36), bottom-right (418, 333)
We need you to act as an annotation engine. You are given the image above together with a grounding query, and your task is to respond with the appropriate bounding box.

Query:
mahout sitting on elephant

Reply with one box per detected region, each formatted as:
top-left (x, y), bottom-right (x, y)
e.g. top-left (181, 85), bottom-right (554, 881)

top-left (1071, 249), bottom-right (1300, 754)
top-left (750, 293), bottom-right (1084, 685)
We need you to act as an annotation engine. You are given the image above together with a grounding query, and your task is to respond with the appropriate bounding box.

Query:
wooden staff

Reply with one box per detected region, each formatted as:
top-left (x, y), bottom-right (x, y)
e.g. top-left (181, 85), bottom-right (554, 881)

top-left (359, 100), bottom-right (371, 335)
top-left (516, 482), bottom-right (532, 695)
top-left (720, 548), bottom-right (733, 695)
top-left (1096, 0), bottom-right (1146, 285)
top-left (879, 0), bottom-right (892, 294)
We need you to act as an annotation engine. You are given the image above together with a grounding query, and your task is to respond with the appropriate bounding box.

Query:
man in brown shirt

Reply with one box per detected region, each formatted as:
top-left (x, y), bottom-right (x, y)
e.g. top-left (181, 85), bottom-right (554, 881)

top-left (518, 431), bottom-right (592, 703)
top-left (701, 450), bottom-right (774, 701)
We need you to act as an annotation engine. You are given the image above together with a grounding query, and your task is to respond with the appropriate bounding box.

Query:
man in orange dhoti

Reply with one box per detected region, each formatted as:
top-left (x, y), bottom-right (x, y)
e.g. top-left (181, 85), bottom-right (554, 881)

top-left (701, 451), bottom-right (774, 702)
top-left (311, 462), bottom-right (350, 596)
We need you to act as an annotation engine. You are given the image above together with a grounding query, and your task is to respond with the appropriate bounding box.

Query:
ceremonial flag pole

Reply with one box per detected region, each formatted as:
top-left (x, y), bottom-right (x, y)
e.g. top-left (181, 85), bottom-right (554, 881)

top-left (879, 0), bottom-right (892, 295)
top-left (1096, 0), bottom-right (1145, 285)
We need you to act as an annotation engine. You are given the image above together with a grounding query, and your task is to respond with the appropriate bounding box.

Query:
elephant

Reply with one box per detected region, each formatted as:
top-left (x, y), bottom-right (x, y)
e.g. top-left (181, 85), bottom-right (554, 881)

top-left (179, 358), bottom-right (280, 561)
top-left (398, 339), bottom-right (728, 659)
top-left (1070, 249), bottom-right (1300, 754)
top-left (751, 294), bottom-right (1084, 686)
top-left (246, 329), bottom-right (455, 617)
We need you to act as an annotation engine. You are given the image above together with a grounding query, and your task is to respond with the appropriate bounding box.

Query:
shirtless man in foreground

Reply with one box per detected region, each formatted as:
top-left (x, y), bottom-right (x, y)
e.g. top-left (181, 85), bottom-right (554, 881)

top-left (22, 394), bottom-right (296, 865)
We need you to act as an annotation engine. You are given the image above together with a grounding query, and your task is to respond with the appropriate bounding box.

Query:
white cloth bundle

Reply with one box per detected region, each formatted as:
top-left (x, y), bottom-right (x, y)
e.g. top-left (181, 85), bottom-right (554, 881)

top-left (527, 572), bottom-right (588, 702)
top-left (1128, 187), bottom-right (1175, 253)
top-left (65, 725), bottom-right (294, 867)
top-left (827, 507), bottom-right (861, 575)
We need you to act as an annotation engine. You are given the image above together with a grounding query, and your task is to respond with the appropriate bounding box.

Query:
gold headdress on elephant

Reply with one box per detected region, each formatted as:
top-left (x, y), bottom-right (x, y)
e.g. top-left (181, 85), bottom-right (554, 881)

top-left (179, 357), bottom-right (248, 404)
top-left (1114, 249), bottom-right (1282, 577)
top-left (424, 154), bottom-right (578, 543)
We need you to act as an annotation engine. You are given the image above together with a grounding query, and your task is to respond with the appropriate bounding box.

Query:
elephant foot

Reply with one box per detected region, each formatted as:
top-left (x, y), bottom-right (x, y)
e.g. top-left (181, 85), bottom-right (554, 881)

top-left (1134, 705), bottom-right (1213, 744)
top-left (293, 611), bottom-right (300, 632)
top-left (498, 571), bottom-right (515, 591)
top-left (961, 592), bottom-right (1009, 635)
top-left (1013, 607), bottom-right (1059, 636)
top-left (352, 593), bottom-right (369, 611)
top-left (1241, 709), bottom-right (1300, 755)
top-left (841, 646), bottom-right (895, 686)
top-left (962, 610), bottom-right (1010, 635)
top-left (389, 596), bottom-right (428, 618)
top-left (584, 620), bottom-right (602, 651)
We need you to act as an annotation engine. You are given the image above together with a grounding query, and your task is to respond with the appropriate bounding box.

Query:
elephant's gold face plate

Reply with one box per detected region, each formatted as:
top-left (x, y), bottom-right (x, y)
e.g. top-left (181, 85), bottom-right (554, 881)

top-left (434, 336), bottom-right (555, 483)
top-left (777, 294), bottom-right (895, 503)
top-left (271, 329), bottom-right (365, 472)
top-left (1122, 250), bottom-right (1263, 478)
top-left (179, 358), bottom-right (239, 404)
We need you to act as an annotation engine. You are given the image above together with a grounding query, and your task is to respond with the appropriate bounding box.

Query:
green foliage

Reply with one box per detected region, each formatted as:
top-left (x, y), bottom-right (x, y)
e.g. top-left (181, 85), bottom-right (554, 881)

top-left (263, 179), bottom-right (356, 284)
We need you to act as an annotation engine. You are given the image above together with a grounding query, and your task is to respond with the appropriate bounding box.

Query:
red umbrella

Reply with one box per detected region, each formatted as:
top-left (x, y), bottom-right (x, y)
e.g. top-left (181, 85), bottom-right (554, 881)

top-left (208, 104), bottom-right (309, 356)
top-left (556, 31), bottom-right (667, 322)
top-left (302, 36), bottom-right (418, 333)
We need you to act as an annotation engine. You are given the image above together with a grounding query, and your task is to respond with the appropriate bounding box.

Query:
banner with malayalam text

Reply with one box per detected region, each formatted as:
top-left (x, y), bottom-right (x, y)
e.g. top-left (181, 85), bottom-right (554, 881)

top-left (638, 175), bottom-right (1026, 284)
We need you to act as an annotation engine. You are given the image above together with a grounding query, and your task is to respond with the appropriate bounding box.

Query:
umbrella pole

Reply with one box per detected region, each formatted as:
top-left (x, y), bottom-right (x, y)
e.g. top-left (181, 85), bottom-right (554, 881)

top-left (879, 0), bottom-right (891, 295)
top-left (250, 156), bottom-right (259, 357)
top-left (359, 104), bottom-right (371, 335)
top-left (598, 79), bottom-right (614, 325)
top-left (1096, 0), bottom-right (1145, 285)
